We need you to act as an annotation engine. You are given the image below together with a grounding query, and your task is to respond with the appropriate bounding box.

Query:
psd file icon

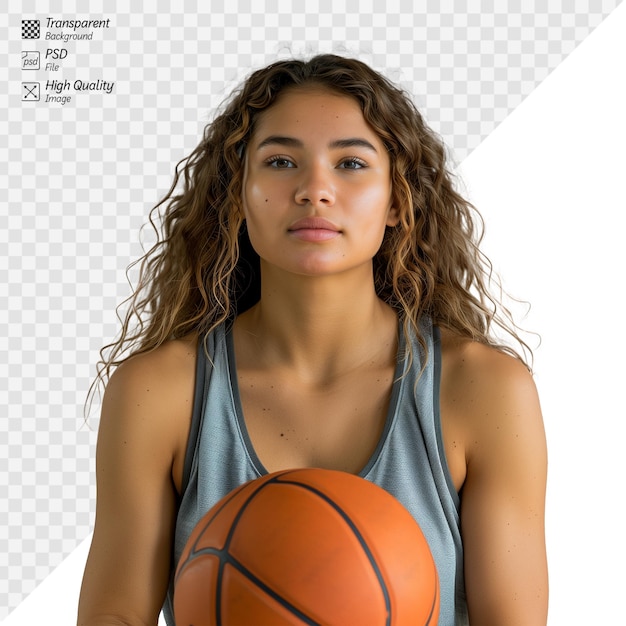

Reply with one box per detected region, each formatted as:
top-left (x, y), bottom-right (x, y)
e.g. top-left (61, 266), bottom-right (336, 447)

top-left (22, 51), bottom-right (40, 70)
top-left (22, 20), bottom-right (40, 39)
top-left (22, 82), bottom-right (40, 101)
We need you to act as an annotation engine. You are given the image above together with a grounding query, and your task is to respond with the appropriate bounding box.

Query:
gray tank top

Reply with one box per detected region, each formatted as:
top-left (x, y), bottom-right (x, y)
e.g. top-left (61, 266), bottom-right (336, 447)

top-left (163, 317), bottom-right (468, 625)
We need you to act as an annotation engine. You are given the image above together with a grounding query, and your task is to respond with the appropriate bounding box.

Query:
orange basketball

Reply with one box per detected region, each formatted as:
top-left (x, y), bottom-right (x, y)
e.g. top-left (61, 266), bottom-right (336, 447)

top-left (174, 468), bottom-right (439, 625)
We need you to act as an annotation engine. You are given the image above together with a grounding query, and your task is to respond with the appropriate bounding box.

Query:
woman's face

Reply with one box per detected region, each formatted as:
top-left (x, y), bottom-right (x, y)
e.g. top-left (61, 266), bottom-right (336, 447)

top-left (242, 86), bottom-right (398, 278)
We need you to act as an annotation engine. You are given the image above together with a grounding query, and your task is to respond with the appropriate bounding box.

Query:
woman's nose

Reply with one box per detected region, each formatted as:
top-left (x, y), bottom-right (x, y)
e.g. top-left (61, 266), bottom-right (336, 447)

top-left (294, 164), bottom-right (336, 207)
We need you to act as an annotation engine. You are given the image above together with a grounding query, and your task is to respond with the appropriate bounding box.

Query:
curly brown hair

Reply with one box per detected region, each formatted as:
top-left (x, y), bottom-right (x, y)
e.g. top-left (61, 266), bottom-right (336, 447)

top-left (88, 53), bottom-right (531, 408)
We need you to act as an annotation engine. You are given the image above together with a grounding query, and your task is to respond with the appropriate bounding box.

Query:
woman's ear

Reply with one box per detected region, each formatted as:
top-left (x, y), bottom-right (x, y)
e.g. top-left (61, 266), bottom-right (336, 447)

top-left (386, 205), bottom-right (400, 227)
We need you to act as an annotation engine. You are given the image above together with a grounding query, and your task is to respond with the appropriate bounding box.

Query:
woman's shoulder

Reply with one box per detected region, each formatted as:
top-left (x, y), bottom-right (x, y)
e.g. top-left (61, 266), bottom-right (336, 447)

top-left (99, 334), bottom-right (199, 494)
top-left (438, 326), bottom-right (541, 436)
top-left (100, 335), bottom-right (198, 445)
top-left (437, 326), bottom-right (545, 497)
top-left (438, 325), bottom-right (533, 388)
top-left (106, 333), bottom-right (198, 400)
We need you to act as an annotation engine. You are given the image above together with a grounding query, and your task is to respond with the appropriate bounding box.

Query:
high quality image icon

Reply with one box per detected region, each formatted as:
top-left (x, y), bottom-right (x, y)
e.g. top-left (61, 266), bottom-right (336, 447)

top-left (22, 82), bottom-right (40, 101)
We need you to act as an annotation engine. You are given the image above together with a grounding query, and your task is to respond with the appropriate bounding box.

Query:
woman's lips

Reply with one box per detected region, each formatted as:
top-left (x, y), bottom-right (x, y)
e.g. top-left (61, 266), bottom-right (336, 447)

top-left (288, 217), bottom-right (342, 241)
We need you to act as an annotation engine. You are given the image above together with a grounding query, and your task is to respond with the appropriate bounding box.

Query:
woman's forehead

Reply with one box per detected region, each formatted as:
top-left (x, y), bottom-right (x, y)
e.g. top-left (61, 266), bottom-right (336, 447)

top-left (250, 87), bottom-right (381, 147)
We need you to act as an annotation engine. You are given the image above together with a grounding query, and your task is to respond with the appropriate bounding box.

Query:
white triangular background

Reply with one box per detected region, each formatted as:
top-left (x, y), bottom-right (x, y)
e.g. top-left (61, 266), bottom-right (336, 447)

top-left (4, 3), bottom-right (625, 624)
top-left (462, 4), bottom-right (626, 623)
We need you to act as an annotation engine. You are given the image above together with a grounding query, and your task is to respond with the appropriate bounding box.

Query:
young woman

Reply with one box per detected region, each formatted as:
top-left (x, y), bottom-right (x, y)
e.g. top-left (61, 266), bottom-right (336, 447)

top-left (77, 54), bottom-right (548, 625)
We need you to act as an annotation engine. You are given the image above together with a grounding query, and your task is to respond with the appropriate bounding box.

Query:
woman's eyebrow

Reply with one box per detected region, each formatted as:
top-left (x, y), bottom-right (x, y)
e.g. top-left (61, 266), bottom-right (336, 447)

top-left (256, 135), bottom-right (303, 149)
top-left (256, 135), bottom-right (378, 153)
top-left (329, 138), bottom-right (378, 152)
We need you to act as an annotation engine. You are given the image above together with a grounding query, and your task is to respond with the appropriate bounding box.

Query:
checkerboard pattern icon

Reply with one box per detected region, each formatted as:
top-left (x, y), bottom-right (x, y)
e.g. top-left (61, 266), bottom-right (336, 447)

top-left (22, 19), bottom-right (40, 39)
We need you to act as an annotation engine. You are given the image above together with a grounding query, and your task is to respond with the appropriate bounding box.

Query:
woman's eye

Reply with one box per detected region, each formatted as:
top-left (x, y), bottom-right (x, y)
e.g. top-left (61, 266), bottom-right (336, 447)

top-left (266, 156), bottom-right (295, 169)
top-left (339, 158), bottom-right (366, 170)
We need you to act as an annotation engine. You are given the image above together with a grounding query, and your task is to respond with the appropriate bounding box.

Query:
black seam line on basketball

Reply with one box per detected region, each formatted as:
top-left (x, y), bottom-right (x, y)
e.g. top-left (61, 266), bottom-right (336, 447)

top-left (174, 472), bottom-right (296, 620)
top-left (173, 480), bottom-right (270, 619)
top-left (277, 479), bottom-right (393, 626)
top-left (214, 472), bottom-right (293, 624)
top-left (188, 547), bottom-right (321, 626)
top-left (221, 472), bottom-right (293, 552)
top-left (173, 485), bottom-right (244, 588)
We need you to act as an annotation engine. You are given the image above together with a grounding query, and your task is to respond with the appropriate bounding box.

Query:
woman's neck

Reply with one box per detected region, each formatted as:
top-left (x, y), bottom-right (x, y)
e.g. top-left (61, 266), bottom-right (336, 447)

top-left (234, 267), bottom-right (398, 385)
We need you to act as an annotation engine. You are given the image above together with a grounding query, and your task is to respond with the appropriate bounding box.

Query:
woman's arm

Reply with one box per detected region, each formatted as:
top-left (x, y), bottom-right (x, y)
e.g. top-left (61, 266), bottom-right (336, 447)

top-left (77, 339), bottom-right (195, 626)
top-left (444, 341), bottom-right (548, 625)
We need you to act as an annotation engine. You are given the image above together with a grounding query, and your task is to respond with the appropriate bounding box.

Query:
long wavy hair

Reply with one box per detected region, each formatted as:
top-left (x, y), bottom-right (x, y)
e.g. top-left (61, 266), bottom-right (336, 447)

top-left (88, 54), bottom-right (531, 408)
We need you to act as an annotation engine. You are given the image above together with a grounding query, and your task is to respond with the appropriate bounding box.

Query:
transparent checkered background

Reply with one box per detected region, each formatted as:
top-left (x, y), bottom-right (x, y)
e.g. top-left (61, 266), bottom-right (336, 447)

top-left (1, 0), bottom-right (622, 617)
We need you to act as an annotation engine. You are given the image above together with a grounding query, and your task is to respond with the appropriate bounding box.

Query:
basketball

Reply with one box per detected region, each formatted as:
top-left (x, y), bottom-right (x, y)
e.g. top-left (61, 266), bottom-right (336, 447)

top-left (173, 468), bottom-right (440, 625)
